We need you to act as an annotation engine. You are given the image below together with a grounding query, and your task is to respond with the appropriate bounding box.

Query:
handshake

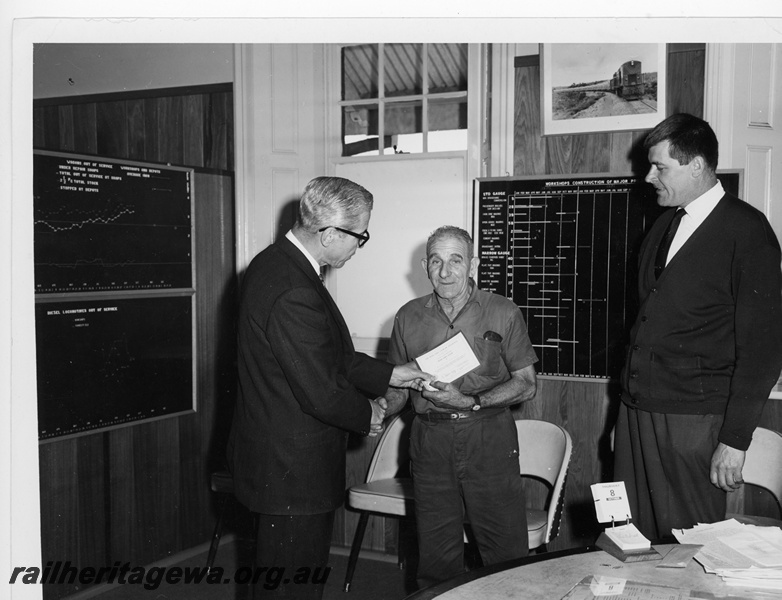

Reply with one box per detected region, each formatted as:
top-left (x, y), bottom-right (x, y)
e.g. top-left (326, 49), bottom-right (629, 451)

top-left (368, 397), bottom-right (388, 437)
top-left (367, 360), bottom-right (434, 437)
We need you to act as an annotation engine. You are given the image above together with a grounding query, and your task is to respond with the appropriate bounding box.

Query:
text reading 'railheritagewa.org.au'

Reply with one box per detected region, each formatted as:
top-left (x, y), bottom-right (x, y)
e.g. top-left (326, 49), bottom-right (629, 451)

top-left (9, 561), bottom-right (331, 591)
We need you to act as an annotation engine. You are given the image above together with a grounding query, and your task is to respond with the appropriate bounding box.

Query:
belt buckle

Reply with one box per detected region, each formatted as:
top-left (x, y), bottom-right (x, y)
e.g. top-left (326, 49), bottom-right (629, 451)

top-left (451, 412), bottom-right (468, 420)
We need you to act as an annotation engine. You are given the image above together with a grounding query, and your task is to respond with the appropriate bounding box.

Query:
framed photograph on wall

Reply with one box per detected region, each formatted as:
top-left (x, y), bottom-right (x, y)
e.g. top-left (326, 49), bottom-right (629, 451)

top-left (541, 43), bottom-right (667, 136)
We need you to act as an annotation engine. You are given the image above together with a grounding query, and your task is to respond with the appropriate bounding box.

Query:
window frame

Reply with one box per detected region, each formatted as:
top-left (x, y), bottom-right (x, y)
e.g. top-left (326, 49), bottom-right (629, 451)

top-left (332, 43), bottom-right (480, 159)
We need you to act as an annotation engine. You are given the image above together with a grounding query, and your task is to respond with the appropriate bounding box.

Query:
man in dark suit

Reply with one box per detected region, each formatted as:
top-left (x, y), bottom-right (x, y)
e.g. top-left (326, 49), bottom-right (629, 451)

top-left (227, 176), bottom-right (429, 599)
top-left (616, 113), bottom-right (782, 540)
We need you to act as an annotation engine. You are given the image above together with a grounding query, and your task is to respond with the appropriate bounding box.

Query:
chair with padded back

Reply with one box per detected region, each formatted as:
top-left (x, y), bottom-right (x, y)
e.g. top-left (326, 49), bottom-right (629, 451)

top-left (343, 410), bottom-right (415, 591)
top-left (343, 414), bottom-right (573, 592)
top-left (726, 427), bottom-right (782, 526)
top-left (513, 418), bottom-right (573, 551)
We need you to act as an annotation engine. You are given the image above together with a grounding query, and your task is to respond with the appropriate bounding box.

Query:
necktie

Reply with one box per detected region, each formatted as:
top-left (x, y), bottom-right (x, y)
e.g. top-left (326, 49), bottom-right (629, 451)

top-left (654, 208), bottom-right (686, 279)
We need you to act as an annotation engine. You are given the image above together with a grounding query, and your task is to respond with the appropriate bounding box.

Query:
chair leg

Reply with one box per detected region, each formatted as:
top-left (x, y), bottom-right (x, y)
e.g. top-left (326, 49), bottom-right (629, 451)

top-left (206, 493), bottom-right (229, 572)
top-left (343, 512), bottom-right (370, 592)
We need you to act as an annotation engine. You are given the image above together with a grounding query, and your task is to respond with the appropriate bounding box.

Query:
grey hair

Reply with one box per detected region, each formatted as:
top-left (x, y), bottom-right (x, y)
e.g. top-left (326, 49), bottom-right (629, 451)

top-left (297, 176), bottom-right (374, 231)
top-left (426, 226), bottom-right (474, 260)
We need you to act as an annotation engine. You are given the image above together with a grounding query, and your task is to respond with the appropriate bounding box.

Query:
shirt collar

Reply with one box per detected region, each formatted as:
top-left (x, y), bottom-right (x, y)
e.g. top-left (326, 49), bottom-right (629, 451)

top-left (682, 180), bottom-right (724, 226)
top-left (285, 230), bottom-right (321, 276)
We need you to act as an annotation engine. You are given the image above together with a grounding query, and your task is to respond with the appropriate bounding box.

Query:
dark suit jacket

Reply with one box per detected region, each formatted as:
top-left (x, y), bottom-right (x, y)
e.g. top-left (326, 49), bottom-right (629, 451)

top-left (621, 193), bottom-right (782, 450)
top-left (227, 236), bottom-right (393, 514)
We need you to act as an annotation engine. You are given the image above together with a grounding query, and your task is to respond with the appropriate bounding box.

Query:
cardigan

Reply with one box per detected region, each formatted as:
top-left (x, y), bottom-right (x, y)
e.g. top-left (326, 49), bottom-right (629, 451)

top-left (621, 193), bottom-right (782, 450)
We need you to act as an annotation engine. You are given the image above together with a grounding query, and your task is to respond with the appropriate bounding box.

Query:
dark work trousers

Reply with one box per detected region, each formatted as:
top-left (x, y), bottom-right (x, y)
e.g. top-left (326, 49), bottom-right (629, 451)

top-left (410, 408), bottom-right (529, 589)
top-left (253, 511), bottom-right (335, 599)
top-left (614, 403), bottom-right (727, 541)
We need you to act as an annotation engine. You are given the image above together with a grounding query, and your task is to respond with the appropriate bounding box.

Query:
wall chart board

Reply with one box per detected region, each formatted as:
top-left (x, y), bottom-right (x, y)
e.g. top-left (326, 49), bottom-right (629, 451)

top-left (474, 171), bottom-right (742, 381)
top-left (34, 150), bottom-right (196, 440)
top-left (34, 151), bottom-right (193, 293)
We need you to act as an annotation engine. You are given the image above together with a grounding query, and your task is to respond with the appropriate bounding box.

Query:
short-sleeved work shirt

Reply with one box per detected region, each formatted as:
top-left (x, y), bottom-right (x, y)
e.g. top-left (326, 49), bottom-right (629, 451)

top-left (388, 282), bottom-right (538, 414)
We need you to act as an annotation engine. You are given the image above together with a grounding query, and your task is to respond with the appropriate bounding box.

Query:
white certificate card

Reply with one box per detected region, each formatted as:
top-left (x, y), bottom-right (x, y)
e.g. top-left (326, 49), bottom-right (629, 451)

top-left (415, 331), bottom-right (480, 384)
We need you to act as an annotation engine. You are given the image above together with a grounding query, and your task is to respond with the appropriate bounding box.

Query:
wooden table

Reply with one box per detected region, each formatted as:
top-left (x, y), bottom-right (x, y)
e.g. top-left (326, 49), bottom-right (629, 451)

top-left (404, 544), bottom-right (782, 600)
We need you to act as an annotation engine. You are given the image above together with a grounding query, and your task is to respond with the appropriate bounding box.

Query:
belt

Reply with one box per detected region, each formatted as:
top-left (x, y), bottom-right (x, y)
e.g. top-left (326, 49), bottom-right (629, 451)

top-left (416, 407), bottom-right (504, 422)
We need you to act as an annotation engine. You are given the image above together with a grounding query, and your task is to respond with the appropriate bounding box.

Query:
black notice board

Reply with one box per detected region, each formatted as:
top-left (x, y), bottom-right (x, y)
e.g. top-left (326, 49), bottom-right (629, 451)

top-left (34, 150), bottom-right (193, 293)
top-left (34, 150), bottom-right (196, 441)
top-left (474, 171), bottom-right (742, 381)
top-left (35, 296), bottom-right (194, 440)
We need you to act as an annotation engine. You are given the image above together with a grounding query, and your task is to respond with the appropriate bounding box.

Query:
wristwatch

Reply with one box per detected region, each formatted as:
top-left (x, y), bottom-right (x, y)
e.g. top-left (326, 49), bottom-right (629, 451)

top-left (471, 394), bottom-right (482, 411)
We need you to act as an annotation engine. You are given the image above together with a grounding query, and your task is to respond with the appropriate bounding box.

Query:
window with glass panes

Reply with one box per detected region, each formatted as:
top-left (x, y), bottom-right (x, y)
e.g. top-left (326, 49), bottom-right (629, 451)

top-left (340, 43), bottom-right (468, 157)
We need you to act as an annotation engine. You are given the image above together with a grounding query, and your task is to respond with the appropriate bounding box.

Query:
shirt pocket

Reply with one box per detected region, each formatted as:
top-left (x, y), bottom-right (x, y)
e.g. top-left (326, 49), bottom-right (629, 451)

top-left (472, 336), bottom-right (503, 378)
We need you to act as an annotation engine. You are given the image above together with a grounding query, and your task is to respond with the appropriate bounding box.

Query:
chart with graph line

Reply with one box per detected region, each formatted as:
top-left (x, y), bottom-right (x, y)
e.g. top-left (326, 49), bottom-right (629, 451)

top-left (34, 151), bottom-right (194, 293)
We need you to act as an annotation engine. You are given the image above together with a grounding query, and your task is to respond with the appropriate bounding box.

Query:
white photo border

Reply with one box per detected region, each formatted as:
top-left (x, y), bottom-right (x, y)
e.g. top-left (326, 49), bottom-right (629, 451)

top-left (541, 43), bottom-right (667, 136)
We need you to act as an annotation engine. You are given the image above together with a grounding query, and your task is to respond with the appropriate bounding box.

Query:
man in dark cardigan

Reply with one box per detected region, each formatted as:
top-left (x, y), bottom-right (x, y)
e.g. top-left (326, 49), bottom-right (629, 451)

top-left (616, 113), bottom-right (782, 540)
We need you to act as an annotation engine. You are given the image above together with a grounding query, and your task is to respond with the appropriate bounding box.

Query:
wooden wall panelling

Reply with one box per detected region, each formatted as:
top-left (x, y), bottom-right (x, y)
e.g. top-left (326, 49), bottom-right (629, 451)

top-left (667, 44), bottom-right (706, 118)
top-left (133, 419), bottom-right (183, 564)
top-left (158, 96), bottom-right (186, 166)
top-left (126, 98), bottom-right (146, 162)
top-left (513, 56), bottom-right (545, 176)
top-left (183, 95), bottom-right (206, 167)
top-left (38, 439), bottom-right (80, 598)
top-left (33, 105), bottom-right (45, 148)
top-left (207, 91), bottom-right (233, 171)
top-left (75, 434), bottom-right (111, 566)
top-left (73, 103), bottom-right (98, 155)
top-left (547, 133), bottom-right (613, 175)
top-left (107, 428), bottom-right (138, 571)
top-left (142, 97), bottom-right (162, 164)
top-left (193, 172), bottom-right (237, 547)
top-left (96, 100), bottom-right (129, 157)
top-left (39, 435), bottom-right (109, 598)
top-left (56, 105), bottom-right (76, 152)
top-left (40, 104), bottom-right (60, 149)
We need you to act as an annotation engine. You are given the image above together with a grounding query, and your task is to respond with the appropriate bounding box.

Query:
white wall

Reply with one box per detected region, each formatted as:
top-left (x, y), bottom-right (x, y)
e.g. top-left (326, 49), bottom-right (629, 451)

top-left (33, 43), bottom-right (233, 98)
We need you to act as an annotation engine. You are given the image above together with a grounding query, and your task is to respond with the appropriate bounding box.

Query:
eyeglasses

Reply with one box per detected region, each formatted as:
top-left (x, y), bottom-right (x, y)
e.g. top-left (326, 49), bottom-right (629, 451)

top-left (318, 226), bottom-right (370, 248)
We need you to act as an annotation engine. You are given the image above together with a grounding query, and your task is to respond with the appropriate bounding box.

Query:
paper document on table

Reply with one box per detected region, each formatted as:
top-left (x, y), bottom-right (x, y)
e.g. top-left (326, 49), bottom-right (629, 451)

top-left (559, 575), bottom-right (710, 599)
top-left (718, 528), bottom-right (782, 567)
top-left (673, 519), bottom-right (782, 588)
top-left (415, 331), bottom-right (480, 385)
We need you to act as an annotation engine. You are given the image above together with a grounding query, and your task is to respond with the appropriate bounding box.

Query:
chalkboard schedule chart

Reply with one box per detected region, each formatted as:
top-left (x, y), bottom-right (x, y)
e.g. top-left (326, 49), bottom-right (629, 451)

top-left (475, 173), bottom-right (741, 381)
top-left (476, 175), bottom-right (661, 381)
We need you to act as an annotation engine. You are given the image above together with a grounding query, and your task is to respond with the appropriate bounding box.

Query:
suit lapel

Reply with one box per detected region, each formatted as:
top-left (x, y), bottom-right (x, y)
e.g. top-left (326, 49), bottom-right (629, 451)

top-left (276, 236), bottom-right (354, 350)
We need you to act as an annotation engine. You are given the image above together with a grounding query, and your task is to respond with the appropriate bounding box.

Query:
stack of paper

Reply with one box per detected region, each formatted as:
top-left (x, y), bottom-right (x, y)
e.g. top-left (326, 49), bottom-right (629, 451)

top-left (672, 518), bottom-right (782, 589)
top-left (602, 523), bottom-right (651, 551)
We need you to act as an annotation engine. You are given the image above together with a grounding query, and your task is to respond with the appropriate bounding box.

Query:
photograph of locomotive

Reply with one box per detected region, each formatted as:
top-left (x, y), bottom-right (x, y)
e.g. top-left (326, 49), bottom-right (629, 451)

top-left (541, 43), bottom-right (666, 135)
top-left (609, 59), bottom-right (645, 100)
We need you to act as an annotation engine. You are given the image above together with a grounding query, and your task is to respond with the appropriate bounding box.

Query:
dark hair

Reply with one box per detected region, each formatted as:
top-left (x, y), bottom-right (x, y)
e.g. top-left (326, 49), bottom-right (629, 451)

top-left (643, 113), bottom-right (719, 172)
top-left (426, 226), bottom-right (474, 260)
top-left (297, 176), bottom-right (373, 231)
